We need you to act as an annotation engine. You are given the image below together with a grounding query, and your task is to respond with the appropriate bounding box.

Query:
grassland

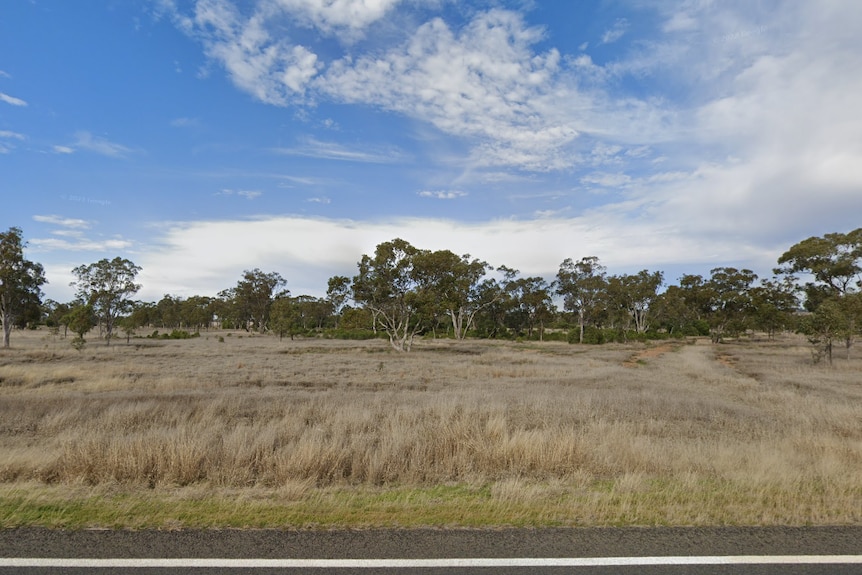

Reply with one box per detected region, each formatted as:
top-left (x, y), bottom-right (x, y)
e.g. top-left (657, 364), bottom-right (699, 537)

top-left (0, 329), bottom-right (860, 528)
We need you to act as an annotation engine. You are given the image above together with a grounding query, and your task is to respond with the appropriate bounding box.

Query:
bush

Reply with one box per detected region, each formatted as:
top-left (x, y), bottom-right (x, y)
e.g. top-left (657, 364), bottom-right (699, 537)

top-left (148, 330), bottom-right (200, 340)
top-left (323, 329), bottom-right (381, 340)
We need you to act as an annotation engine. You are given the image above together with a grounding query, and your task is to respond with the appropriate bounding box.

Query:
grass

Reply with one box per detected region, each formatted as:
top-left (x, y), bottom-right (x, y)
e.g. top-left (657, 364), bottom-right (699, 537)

top-left (0, 329), bottom-right (860, 528)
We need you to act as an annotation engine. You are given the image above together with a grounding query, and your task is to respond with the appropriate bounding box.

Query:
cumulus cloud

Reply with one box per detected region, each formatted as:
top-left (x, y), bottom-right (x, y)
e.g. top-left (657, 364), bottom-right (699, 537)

top-left (322, 10), bottom-right (580, 171)
top-left (273, 0), bottom-right (400, 35)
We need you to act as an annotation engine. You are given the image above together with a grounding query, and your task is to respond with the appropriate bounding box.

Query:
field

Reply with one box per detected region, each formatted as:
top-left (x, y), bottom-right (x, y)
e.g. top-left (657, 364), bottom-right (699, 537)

top-left (0, 328), bottom-right (860, 528)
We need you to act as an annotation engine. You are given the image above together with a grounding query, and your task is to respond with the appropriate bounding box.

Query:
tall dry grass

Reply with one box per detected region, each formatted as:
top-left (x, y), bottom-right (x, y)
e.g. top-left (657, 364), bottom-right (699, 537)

top-left (1, 329), bottom-right (861, 524)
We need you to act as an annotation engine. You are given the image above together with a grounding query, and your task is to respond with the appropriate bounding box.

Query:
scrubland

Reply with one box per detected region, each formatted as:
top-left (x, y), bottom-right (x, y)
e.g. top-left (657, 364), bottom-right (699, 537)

top-left (0, 329), bottom-right (860, 528)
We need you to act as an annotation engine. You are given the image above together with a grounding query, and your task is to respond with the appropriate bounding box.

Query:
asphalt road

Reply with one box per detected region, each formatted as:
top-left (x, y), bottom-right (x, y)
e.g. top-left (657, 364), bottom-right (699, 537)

top-left (1, 527), bottom-right (861, 574)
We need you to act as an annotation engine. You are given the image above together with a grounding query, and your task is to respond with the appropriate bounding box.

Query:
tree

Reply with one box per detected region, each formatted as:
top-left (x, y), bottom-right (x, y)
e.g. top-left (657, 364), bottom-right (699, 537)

top-left (66, 303), bottom-right (96, 351)
top-left (269, 296), bottom-right (299, 340)
top-left (749, 277), bottom-right (799, 339)
top-left (351, 238), bottom-right (427, 352)
top-left (607, 270), bottom-right (664, 335)
top-left (556, 256), bottom-right (607, 344)
top-left (411, 250), bottom-right (492, 339)
top-left (777, 228), bottom-right (862, 358)
top-left (501, 272), bottom-right (554, 339)
top-left (703, 267), bottom-right (758, 343)
top-left (0, 227), bottom-right (47, 348)
top-left (218, 269), bottom-right (287, 333)
top-left (326, 275), bottom-right (351, 328)
top-left (71, 257), bottom-right (141, 345)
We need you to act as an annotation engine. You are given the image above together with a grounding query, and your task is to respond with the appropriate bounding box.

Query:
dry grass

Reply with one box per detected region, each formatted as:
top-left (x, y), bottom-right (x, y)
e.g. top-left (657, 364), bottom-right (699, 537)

top-left (0, 329), bottom-right (860, 527)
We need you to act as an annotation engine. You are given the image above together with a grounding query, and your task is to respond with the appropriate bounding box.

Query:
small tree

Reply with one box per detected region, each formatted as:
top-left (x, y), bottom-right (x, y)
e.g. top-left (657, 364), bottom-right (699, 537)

top-left (66, 304), bottom-right (96, 351)
top-left (0, 227), bottom-right (47, 348)
top-left (71, 257), bottom-right (142, 345)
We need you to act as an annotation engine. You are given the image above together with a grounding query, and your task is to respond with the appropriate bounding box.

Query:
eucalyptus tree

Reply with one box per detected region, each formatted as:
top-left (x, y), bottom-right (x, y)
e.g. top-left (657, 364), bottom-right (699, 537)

top-left (219, 269), bottom-right (287, 333)
top-left (412, 249), bottom-right (492, 339)
top-left (71, 257), bottom-right (141, 345)
top-left (0, 227), bottom-right (47, 347)
top-left (777, 228), bottom-right (862, 358)
top-left (351, 238), bottom-right (425, 351)
top-left (704, 267), bottom-right (758, 343)
top-left (606, 270), bottom-right (664, 334)
top-left (326, 275), bottom-right (351, 328)
top-left (556, 256), bottom-right (607, 344)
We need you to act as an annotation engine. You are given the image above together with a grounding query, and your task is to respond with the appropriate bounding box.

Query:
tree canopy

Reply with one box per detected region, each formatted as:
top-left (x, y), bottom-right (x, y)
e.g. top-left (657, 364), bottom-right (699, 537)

top-left (0, 227), bottom-right (47, 348)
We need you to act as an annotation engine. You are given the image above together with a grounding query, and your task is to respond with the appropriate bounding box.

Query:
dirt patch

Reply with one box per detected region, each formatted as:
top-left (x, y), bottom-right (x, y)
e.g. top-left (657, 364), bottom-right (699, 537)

top-left (715, 352), bottom-right (738, 368)
top-left (623, 343), bottom-right (676, 367)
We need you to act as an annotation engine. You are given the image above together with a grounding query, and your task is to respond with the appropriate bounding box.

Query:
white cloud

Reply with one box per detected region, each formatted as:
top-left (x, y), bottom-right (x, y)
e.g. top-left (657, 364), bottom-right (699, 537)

top-left (322, 10), bottom-right (581, 171)
top-left (307, 196), bottom-right (331, 204)
top-left (601, 18), bottom-right (628, 44)
top-left (272, 0), bottom-right (400, 35)
top-left (218, 188), bottom-right (263, 199)
top-left (0, 92), bottom-right (27, 106)
top-left (580, 172), bottom-right (631, 188)
top-left (417, 190), bottom-right (467, 199)
top-left (0, 130), bottom-right (24, 140)
top-left (66, 131), bottom-right (132, 157)
top-left (274, 137), bottom-right (402, 163)
top-left (33, 215), bottom-right (92, 229)
top-left (173, 0), bottom-right (322, 105)
top-left (30, 237), bottom-right (134, 252)
top-left (124, 213), bottom-right (781, 302)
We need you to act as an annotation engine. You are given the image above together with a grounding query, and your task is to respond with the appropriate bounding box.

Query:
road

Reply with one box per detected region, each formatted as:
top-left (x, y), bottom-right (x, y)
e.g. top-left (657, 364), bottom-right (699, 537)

top-left (1, 527), bottom-right (861, 574)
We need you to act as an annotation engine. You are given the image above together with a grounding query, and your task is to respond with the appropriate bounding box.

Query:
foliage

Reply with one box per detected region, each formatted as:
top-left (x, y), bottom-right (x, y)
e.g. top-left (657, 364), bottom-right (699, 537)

top-left (71, 257), bottom-right (141, 345)
top-left (556, 256), bottom-right (607, 344)
top-left (218, 269), bottom-right (287, 333)
top-left (0, 227), bottom-right (47, 348)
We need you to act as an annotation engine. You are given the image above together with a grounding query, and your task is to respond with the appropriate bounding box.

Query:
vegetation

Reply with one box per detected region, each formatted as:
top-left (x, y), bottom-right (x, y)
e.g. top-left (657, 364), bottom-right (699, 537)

top-left (0, 227), bottom-right (46, 348)
top-left (0, 330), bottom-right (859, 527)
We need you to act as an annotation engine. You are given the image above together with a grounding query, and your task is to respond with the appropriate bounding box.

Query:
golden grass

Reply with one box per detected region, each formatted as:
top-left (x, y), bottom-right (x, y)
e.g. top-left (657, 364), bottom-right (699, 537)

top-left (0, 329), bottom-right (860, 527)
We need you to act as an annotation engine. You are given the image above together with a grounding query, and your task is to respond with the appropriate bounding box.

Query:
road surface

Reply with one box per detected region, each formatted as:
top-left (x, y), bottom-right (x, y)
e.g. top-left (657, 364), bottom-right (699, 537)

top-left (1, 527), bottom-right (861, 574)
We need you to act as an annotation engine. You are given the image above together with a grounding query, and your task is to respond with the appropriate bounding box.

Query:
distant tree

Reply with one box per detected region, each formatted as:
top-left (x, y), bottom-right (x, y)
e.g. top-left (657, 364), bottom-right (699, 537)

top-left (411, 250), bottom-right (492, 340)
top-left (607, 270), bottom-right (664, 334)
top-left (219, 269), bottom-right (287, 333)
top-left (71, 257), bottom-right (142, 345)
top-left (326, 275), bottom-right (351, 328)
top-left (749, 277), bottom-right (799, 339)
top-left (502, 272), bottom-right (554, 339)
top-left (777, 228), bottom-right (862, 358)
top-left (351, 238), bottom-right (426, 352)
top-left (269, 296), bottom-right (299, 340)
top-left (704, 267), bottom-right (758, 343)
top-left (556, 256), bottom-right (607, 344)
top-left (66, 303), bottom-right (96, 351)
top-left (0, 227), bottom-right (47, 348)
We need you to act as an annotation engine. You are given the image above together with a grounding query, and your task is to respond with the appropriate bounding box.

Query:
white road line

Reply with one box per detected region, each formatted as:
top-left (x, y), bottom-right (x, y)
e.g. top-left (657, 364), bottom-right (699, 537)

top-left (1, 556), bottom-right (862, 568)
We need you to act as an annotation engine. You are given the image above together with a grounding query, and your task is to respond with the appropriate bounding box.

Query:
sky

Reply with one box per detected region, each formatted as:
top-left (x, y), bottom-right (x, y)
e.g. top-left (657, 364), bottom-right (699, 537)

top-left (2, 0), bottom-right (861, 303)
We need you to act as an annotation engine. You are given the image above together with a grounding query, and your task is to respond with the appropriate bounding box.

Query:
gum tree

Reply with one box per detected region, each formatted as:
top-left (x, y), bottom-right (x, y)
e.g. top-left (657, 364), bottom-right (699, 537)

top-left (71, 257), bottom-right (142, 345)
top-left (0, 227), bottom-right (47, 348)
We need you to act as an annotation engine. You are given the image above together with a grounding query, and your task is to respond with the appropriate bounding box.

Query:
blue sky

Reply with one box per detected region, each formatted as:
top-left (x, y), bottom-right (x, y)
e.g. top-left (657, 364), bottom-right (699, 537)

top-left (2, 0), bottom-right (861, 302)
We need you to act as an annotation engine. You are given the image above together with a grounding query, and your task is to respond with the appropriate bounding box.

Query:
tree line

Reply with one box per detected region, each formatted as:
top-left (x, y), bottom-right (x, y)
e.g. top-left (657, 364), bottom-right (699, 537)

top-left (2, 226), bottom-right (861, 363)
